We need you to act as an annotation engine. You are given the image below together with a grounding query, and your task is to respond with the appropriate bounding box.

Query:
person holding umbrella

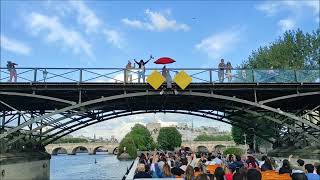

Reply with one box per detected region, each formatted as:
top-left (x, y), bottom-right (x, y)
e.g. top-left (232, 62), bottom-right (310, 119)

top-left (135, 55), bottom-right (153, 83)
top-left (154, 57), bottom-right (178, 95)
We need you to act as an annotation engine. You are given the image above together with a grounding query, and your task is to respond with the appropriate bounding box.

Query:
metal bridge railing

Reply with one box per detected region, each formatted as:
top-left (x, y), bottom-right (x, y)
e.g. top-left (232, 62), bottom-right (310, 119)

top-left (0, 68), bottom-right (319, 84)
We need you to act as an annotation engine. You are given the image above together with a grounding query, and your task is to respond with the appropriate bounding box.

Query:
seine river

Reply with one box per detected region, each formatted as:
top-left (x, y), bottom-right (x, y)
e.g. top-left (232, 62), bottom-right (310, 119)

top-left (51, 153), bottom-right (133, 180)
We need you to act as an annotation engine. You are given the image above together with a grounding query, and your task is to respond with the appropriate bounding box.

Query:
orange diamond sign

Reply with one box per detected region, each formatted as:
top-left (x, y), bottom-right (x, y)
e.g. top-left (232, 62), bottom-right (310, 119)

top-left (173, 70), bottom-right (192, 90)
top-left (146, 70), bottom-right (165, 90)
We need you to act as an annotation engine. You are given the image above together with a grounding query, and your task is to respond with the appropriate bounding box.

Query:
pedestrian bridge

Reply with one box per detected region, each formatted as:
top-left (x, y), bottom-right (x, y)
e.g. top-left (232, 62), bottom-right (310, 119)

top-left (45, 141), bottom-right (236, 155)
top-left (0, 68), bottom-right (319, 154)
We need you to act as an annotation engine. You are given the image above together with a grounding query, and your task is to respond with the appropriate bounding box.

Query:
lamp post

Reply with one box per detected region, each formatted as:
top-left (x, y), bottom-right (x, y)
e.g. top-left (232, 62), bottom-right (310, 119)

top-left (243, 133), bottom-right (247, 154)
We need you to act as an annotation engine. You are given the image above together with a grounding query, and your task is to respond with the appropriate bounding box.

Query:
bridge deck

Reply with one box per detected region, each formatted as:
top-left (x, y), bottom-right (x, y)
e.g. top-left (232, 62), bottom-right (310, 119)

top-left (0, 82), bottom-right (319, 111)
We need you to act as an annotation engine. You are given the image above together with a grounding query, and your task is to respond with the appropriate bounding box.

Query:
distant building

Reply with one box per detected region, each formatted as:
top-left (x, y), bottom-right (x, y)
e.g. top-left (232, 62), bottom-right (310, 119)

top-left (146, 122), bottom-right (230, 142)
top-left (110, 135), bottom-right (118, 143)
top-left (146, 123), bottom-right (161, 141)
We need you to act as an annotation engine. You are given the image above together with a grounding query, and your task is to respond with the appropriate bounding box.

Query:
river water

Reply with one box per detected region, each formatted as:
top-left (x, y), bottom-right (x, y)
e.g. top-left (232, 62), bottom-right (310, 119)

top-left (50, 153), bottom-right (133, 180)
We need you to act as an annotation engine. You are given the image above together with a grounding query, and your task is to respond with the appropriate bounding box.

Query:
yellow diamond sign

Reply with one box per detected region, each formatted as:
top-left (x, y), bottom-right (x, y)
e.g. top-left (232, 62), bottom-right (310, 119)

top-left (147, 70), bottom-right (165, 90)
top-left (173, 70), bottom-right (192, 90)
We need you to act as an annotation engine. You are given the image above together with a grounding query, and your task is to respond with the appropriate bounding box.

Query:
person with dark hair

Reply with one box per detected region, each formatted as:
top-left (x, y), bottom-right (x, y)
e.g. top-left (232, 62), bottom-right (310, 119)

top-left (185, 165), bottom-right (195, 180)
top-left (305, 164), bottom-right (320, 180)
top-left (196, 173), bottom-right (209, 180)
top-left (134, 55), bottom-right (152, 83)
top-left (224, 166), bottom-right (233, 180)
top-left (214, 167), bottom-right (225, 180)
top-left (218, 59), bottom-right (225, 82)
top-left (229, 155), bottom-right (244, 172)
top-left (180, 158), bottom-right (188, 172)
top-left (261, 156), bottom-right (273, 171)
top-left (279, 159), bottom-right (292, 174)
top-left (162, 163), bottom-right (174, 178)
top-left (226, 61), bottom-right (233, 82)
top-left (289, 155), bottom-right (305, 173)
top-left (291, 173), bottom-right (308, 180)
top-left (246, 156), bottom-right (259, 169)
top-left (6, 61), bottom-right (18, 82)
top-left (247, 168), bottom-right (262, 180)
top-left (232, 172), bottom-right (243, 180)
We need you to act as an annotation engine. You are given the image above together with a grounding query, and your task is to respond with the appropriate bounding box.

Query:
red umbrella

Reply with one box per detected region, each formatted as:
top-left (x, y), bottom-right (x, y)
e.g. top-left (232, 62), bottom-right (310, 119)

top-left (154, 57), bottom-right (176, 64)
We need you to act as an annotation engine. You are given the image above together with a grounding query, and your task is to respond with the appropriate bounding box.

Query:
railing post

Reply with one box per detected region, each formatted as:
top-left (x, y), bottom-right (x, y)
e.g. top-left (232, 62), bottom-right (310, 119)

top-left (124, 68), bottom-right (127, 84)
top-left (209, 69), bottom-right (212, 83)
top-left (79, 69), bottom-right (83, 83)
top-left (33, 68), bottom-right (37, 82)
top-left (294, 70), bottom-right (298, 83)
top-left (252, 69), bottom-right (255, 83)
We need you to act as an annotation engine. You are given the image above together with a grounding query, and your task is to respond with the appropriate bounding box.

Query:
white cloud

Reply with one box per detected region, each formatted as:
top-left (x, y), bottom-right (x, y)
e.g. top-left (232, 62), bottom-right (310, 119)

top-left (26, 12), bottom-right (93, 58)
top-left (69, 1), bottom-right (101, 34)
top-left (195, 29), bottom-right (242, 59)
top-left (122, 9), bottom-right (190, 32)
top-left (122, 18), bottom-right (144, 29)
top-left (71, 113), bottom-right (231, 141)
top-left (0, 35), bottom-right (31, 55)
top-left (278, 18), bottom-right (295, 32)
top-left (103, 29), bottom-right (124, 49)
top-left (256, 1), bottom-right (320, 22)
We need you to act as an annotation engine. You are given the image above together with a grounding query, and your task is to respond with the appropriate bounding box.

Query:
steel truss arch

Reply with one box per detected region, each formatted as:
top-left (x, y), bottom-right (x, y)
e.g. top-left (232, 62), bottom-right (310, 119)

top-left (1, 92), bottom-right (319, 143)
top-left (0, 92), bottom-right (76, 105)
top-left (42, 110), bottom-right (275, 146)
top-left (259, 91), bottom-right (320, 105)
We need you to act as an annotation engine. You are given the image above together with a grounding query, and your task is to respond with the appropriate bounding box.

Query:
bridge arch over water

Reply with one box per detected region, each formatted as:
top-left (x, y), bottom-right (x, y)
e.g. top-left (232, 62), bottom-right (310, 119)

top-left (46, 143), bottom-right (119, 155)
top-left (0, 68), bottom-right (319, 151)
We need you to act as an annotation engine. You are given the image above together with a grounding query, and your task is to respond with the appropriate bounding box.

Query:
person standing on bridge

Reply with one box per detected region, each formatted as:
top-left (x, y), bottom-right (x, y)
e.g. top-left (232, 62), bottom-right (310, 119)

top-left (226, 62), bottom-right (233, 82)
top-left (135, 55), bottom-right (153, 83)
top-left (218, 59), bottom-right (225, 82)
top-left (125, 61), bottom-right (134, 83)
top-left (6, 61), bottom-right (18, 82)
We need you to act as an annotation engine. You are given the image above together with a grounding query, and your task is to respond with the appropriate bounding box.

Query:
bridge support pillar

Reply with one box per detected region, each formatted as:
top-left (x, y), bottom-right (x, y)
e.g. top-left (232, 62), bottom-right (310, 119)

top-left (88, 148), bottom-right (95, 155)
top-left (0, 151), bottom-right (51, 180)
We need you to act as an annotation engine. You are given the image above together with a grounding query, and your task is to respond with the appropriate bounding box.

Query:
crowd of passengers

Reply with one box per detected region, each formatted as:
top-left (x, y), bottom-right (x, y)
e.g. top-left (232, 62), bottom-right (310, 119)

top-left (133, 148), bottom-right (320, 180)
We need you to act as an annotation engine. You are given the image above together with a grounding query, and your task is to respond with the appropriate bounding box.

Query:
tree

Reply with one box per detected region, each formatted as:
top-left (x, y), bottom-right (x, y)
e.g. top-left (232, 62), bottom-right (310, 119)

top-left (231, 28), bottom-right (320, 148)
top-left (129, 124), bottom-right (156, 151)
top-left (157, 127), bottom-right (182, 150)
top-left (118, 135), bottom-right (137, 159)
top-left (194, 134), bottom-right (233, 141)
top-left (223, 147), bottom-right (244, 156)
top-left (244, 29), bottom-right (319, 69)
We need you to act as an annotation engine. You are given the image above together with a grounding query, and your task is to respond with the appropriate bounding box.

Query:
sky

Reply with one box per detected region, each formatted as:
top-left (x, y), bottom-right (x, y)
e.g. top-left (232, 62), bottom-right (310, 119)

top-left (1, 0), bottom-right (319, 140)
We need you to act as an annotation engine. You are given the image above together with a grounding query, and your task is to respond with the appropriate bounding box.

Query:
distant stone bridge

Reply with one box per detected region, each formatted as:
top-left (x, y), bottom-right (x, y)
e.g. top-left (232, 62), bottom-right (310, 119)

top-left (45, 142), bottom-right (119, 155)
top-left (45, 141), bottom-right (236, 155)
top-left (182, 141), bottom-right (237, 152)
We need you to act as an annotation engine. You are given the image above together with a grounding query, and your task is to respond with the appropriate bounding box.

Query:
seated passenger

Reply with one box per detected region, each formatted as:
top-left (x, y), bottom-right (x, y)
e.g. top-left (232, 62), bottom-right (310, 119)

top-left (133, 163), bottom-right (152, 179)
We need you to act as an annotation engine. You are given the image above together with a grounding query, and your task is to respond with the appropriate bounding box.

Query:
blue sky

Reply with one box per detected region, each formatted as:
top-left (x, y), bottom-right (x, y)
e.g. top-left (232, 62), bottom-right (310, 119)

top-left (1, 0), bottom-right (319, 139)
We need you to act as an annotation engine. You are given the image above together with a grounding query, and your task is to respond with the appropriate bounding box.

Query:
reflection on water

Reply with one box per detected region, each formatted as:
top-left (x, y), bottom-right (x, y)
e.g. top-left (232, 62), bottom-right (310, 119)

top-left (51, 153), bottom-right (133, 180)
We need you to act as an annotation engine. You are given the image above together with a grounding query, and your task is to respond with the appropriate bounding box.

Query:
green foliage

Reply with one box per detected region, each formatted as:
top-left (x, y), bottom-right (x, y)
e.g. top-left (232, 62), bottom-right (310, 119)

top-left (129, 124), bottom-right (156, 151)
top-left (157, 127), bottom-right (182, 150)
top-left (231, 28), bottom-right (320, 147)
top-left (53, 137), bottom-right (88, 144)
top-left (244, 29), bottom-right (319, 69)
top-left (118, 135), bottom-right (137, 159)
top-left (194, 134), bottom-right (233, 141)
top-left (231, 116), bottom-right (276, 147)
top-left (223, 147), bottom-right (244, 156)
